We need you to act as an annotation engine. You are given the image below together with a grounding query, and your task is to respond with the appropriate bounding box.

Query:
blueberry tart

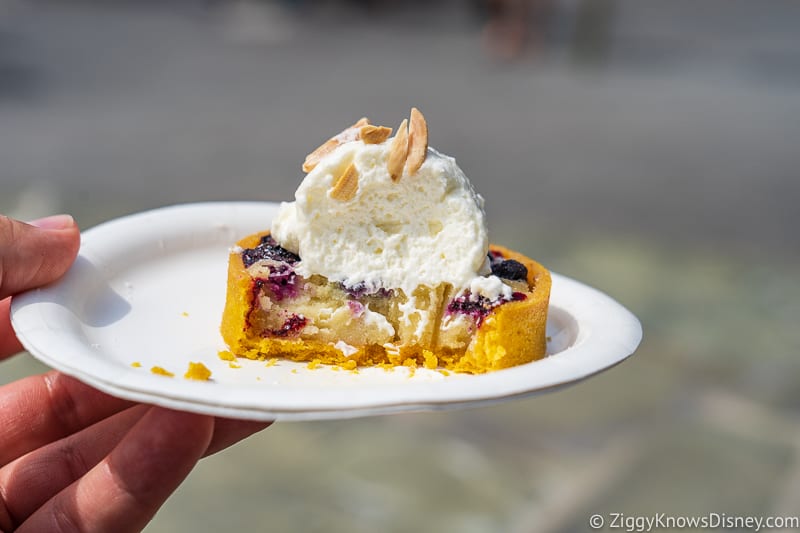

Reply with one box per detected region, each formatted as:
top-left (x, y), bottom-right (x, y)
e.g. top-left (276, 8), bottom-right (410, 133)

top-left (221, 109), bottom-right (550, 373)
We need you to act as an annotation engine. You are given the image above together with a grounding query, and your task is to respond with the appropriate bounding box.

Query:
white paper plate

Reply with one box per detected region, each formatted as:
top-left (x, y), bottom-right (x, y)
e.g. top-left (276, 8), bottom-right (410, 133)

top-left (11, 202), bottom-right (641, 421)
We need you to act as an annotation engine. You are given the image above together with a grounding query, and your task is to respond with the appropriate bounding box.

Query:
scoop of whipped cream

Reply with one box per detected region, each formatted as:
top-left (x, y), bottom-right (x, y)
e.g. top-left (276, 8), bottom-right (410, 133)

top-left (272, 126), bottom-right (509, 300)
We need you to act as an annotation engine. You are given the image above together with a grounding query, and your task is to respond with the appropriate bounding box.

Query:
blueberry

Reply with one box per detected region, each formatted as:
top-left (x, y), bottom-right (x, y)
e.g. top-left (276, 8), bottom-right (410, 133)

top-left (241, 236), bottom-right (300, 267)
top-left (447, 292), bottom-right (494, 326)
top-left (267, 314), bottom-right (308, 337)
top-left (491, 259), bottom-right (528, 281)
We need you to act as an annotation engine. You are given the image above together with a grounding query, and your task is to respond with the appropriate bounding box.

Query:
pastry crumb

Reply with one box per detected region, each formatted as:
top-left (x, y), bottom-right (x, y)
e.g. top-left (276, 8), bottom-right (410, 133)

top-left (229, 362), bottom-right (242, 369)
top-left (307, 359), bottom-right (322, 370)
top-left (151, 366), bottom-right (174, 377)
top-left (184, 361), bottom-right (212, 381)
top-left (181, 311), bottom-right (190, 317)
top-left (265, 358), bottom-right (278, 367)
top-left (340, 360), bottom-right (358, 371)
top-left (422, 350), bottom-right (438, 369)
top-left (218, 350), bottom-right (236, 361)
top-left (131, 361), bottom-right (142, 368)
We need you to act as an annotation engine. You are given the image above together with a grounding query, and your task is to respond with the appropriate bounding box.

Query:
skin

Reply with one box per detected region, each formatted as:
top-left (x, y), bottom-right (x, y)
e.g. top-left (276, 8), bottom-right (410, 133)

top-left (0, 214), bottom-right (269, 532)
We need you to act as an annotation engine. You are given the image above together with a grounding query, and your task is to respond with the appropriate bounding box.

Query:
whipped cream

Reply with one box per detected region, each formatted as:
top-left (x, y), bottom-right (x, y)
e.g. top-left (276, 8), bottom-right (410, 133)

top-left (272, 133), bottom-right (515, 312)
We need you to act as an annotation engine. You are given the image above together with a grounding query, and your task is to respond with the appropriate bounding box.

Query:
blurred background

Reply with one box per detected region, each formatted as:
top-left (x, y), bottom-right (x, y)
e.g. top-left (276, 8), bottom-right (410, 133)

top-left (2, 0), bottom-right (799, 531)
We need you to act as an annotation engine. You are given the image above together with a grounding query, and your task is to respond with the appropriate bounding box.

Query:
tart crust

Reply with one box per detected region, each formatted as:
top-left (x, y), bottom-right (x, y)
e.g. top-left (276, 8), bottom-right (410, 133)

top-left (220, 232), bottom-right (551, 374)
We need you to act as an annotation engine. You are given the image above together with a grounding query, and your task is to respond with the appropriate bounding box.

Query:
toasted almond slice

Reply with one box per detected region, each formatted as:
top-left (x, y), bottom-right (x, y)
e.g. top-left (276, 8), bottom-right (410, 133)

top-left (387, 118), bottom-right (409, 181)
top-left (353, 117), bottom-right (370, 128)
top-left (302, 139), bottom-right (338, 172)
top-left (360, 125), bottom-right (393, 144)
top-left (406, 107), bottom-right (428, 175)
top-left (330, 162), bottom-right (359, 201)
top-left (303, 117), bottom-right (371, 173)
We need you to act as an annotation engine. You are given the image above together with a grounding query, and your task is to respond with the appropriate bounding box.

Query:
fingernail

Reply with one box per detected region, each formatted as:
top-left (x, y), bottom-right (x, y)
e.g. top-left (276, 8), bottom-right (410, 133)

top-left (28, 214), bottom-right (75, 230)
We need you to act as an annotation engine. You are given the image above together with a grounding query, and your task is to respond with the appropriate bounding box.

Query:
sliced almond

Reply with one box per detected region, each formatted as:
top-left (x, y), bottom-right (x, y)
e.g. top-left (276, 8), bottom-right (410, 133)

top-left (303, 117), bottom-right (370, 173)
top-left (302, 139), bottom-right (338, 173)
top-left (387, 118), bottom-right (409, 181)
top-left (360, 125), bottom-right (393, 144)
top-left (406, 107), bottom-right (428, 175)
top-left (330, 162), bottom-right (359, 201)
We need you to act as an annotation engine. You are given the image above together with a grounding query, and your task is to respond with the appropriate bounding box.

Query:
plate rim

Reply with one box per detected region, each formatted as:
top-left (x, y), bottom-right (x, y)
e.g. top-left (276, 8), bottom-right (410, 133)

top-left (10, 201), bottom-right (642, 421)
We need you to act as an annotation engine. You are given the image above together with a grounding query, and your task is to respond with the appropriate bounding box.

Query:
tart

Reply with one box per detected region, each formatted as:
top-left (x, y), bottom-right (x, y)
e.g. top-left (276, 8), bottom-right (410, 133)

top-left (220, 109), bottom-right (550, 373)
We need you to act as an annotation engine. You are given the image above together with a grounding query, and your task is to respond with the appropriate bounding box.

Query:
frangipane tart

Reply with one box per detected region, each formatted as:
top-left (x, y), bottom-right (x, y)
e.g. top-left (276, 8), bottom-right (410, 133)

top-left (221, 109), bottom-right (550, 374)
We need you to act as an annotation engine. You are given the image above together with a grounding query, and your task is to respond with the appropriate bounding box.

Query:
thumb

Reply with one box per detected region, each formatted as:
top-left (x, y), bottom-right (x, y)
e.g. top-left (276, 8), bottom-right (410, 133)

top-left (0, 214), bottom-right (81, 300)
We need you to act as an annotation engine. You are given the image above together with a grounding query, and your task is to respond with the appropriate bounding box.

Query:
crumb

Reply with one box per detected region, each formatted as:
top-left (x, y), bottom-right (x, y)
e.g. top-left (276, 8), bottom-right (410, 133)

top-left (181, 311), bottom-right (190, 317)
top-left (131, 361), bottom-right (142, 368)
top-left (291, 369), bottom-right (298, 374)
top-left (438, 369), bottom-right (450, 377)
top-left (546, 336), bottom-right (552, 342)
top-left (422, 350), bottom-right (438, 369)
top-left (307, 359), bottom-right (322, 370)
top-left (218, 350), bottom-right (236, 361)
top-left (151, 366), bottom-right (174, 377)
top-left (256, 376), bottom-right (262, 381)
top-left (265, 358), bottom-right (278, 367)
top-left (184, 361), bottom-right (212, 381)
top-left (229, 362), bottom-right (242, 369)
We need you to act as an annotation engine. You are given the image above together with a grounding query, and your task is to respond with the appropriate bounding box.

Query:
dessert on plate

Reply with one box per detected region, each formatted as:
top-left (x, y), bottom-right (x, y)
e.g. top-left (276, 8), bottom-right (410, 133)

top-left (221, 108), bottom-right (550, 373)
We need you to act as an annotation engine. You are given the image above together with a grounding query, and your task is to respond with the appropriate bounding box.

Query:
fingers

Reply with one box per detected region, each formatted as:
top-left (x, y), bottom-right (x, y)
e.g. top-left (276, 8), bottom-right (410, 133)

top-left (0, 296), bottom-right (23, 358)
top-left (0, 214), bottom-right (80, 301)
top-left (18, 407), bottom-right (214, 533)
top-left (0, 405), bottom-right (149, 531)
top-left (0, 407), bottom-right (269, 531)
top-left (0, 214), bottom-right (80, 360)
top-left (205, 418), bottom-right (271, 457)
top-left (0, 371), bottom-right (134, 467)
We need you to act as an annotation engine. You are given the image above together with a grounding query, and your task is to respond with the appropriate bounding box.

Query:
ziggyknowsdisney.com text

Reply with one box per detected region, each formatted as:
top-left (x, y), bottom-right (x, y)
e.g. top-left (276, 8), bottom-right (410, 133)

top-left (588, 512), bottom-right (799, 531)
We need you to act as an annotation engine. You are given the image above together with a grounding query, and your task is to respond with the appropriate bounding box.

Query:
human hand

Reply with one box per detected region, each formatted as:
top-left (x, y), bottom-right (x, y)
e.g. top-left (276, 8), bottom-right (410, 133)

top-left (0, 214), bottom-right (269, 532)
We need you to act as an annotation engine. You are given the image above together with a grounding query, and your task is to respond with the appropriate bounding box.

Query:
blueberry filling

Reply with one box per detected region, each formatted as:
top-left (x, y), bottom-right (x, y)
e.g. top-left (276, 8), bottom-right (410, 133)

top-left (254, 264), bottom-right (299, 301)
top-left (241, 235), bottom-right (300, 268)
top-left (267, 314), bottom-right (307, 337)
top-left (447, 293), bottom-right (495, 326)
top-left (340, 281), bottom-right (394, 299)
top-left (347, 300), bottom-right (366, 317)
top-left (447, 290), bottom-right (526, 326)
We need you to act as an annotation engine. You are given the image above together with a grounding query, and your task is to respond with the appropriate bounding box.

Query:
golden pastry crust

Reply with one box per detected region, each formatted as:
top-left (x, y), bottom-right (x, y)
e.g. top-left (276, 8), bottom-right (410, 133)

top-left (221, 232), bottom-right (550, 374)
